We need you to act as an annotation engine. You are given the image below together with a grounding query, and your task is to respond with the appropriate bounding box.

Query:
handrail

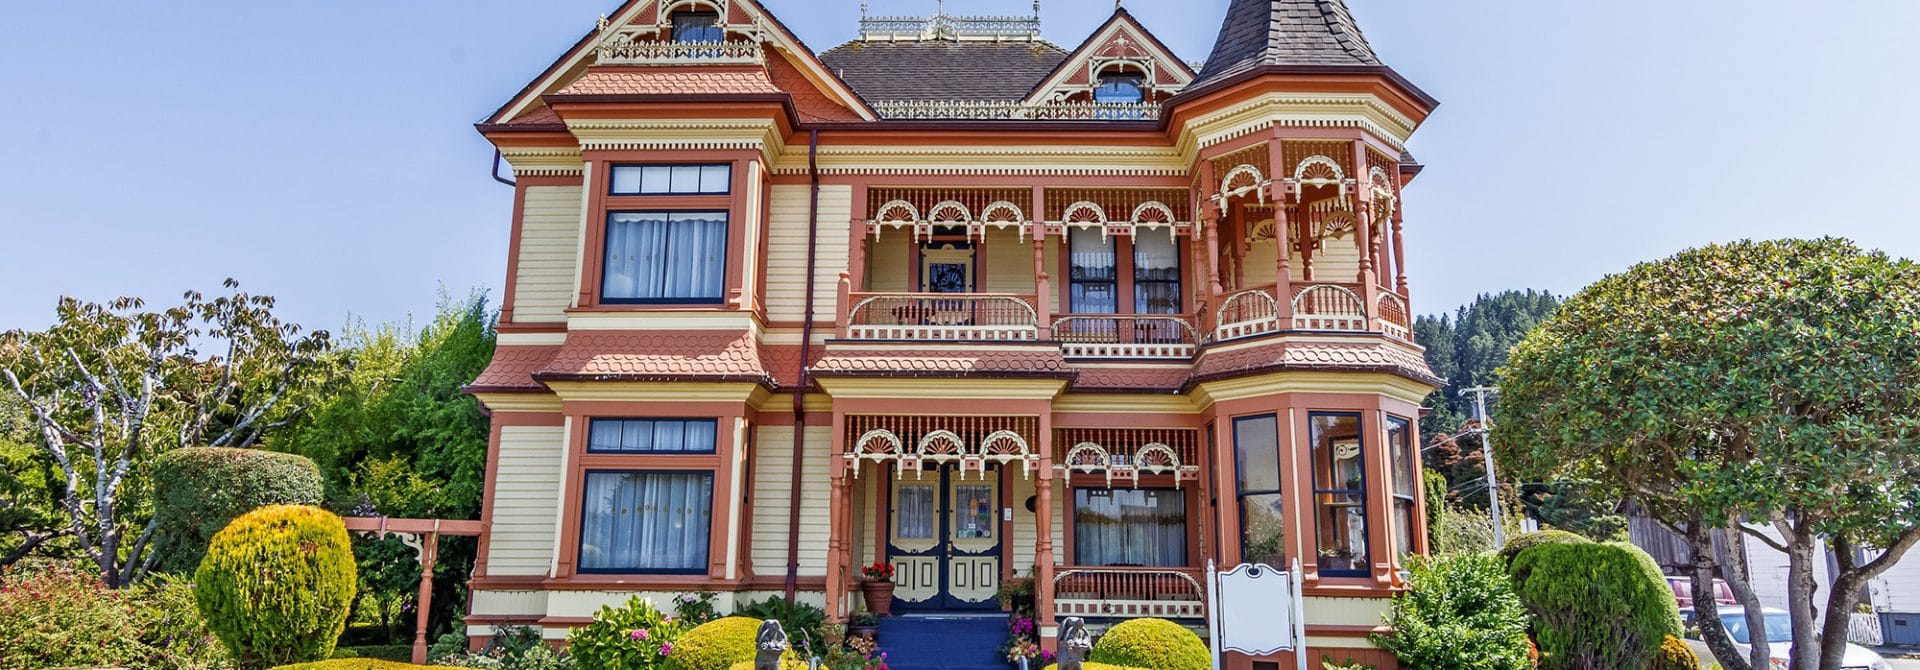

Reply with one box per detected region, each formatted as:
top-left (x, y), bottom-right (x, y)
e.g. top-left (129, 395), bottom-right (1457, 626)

top-left (1052, 315), bottom-right (1198, 358)
top-left (845, 292), bottom-right (1039, 341)
top-left (1052, 567), bottom-right (1207, 619)
top-left (1375, 291), bottom-right (1412, 341)
top-left (1214, 288), bottom-right (1282, 341)
top-left (1291, 283), bottom-right (1368, 332)
top-left (596, 39), bottom-right (765, 66)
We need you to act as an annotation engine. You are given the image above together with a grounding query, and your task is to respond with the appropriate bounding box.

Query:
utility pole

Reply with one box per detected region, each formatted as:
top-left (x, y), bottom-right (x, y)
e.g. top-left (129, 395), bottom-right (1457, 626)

top-left (1465, 386), bottom-right (1507, 548)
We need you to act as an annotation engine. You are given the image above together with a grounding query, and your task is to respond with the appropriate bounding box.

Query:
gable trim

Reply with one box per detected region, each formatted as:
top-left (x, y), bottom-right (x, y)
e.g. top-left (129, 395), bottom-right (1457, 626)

top-left (1021, 9), bottom-right (1196, 106)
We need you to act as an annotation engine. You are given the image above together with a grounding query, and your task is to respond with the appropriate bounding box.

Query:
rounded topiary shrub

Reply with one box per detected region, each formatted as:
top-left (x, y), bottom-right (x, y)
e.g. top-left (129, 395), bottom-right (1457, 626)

top-left (1090, 618), bottom-right (1209, 670)
top-left (195, 504), bottom-right (358, 669)
top-left (1497, 529), bottom-right (1590, 567)
top-left (1651, 634), bottom-right (1700, 670)
top-left (1043, 664), bottom-right (1148, 670)
top-left (668, 617), bottom-right (797, 670)
top-left (153, 447), bottom-right (325, 573)
top-left (1509, 541), bottom-right (1681, 670)
top-left (727, 660), bottom-right (810, 670)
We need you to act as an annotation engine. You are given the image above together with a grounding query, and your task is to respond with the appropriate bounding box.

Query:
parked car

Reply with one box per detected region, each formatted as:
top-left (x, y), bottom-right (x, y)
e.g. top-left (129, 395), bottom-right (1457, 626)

top-left (1667, 575), bottom-right (1738, 608)
top-left (1682, 607), bottom-right (1890, 670)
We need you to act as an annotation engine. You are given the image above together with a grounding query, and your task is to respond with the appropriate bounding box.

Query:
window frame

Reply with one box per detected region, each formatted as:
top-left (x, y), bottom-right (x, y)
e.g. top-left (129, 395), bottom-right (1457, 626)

top-left (1386, 414), bottom-right (1417, 558)
top-left (1067, 226), bottom-right (1118, 314)
top-left (1070, 486), bottom-right (1190, 568)
top-left (586, 418), bottom-right (720, 455)
top-left (607, 163), bottom-right (732, 196)
top-left (574, 469), bottom-right (716, 575)
top-left (1092, 72), bottom-right (1146, 105)
top-left (1131, 229), bottom-right (1183, 315)
top-left (599, 210), bottom-right (731, 305)
top-left (1232, 413), bottom-right (1287, 566)
top-left (669, 11), bottom-right (725, 44)
top-left (1309, 411), bottom-right (1371, 577)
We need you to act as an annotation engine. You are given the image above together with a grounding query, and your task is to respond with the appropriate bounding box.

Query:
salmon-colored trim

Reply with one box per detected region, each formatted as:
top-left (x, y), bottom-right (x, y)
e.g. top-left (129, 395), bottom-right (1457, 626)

top-left (474, 423), bottom-right (504, 579)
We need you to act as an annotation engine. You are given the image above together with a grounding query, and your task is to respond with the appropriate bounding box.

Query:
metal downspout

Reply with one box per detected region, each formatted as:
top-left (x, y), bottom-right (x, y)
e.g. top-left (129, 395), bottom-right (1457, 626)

top-left (785, 129), bottom-right (821, 600)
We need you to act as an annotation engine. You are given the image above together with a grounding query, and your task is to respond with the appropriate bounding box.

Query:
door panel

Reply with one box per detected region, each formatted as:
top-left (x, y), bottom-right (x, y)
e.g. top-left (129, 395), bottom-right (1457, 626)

top-left (886, 465), bottom-right (1003, 610)
top-left (890, 474), bottom-right (941, 605)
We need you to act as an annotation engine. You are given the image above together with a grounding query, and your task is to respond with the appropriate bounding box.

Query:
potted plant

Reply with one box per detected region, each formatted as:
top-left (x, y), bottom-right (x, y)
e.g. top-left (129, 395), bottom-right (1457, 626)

top-left (848, 611), bottom-right (881, 642)
top-left (858, 562), bottom-right (896, 615)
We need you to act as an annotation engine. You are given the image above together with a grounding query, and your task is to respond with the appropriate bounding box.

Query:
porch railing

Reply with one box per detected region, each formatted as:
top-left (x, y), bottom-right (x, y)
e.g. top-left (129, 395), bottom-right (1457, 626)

top-left (845, 293), bottom-right (1039, 341)
top-left (1052, 315), bottom-right (1199, 359)
top-left (1291, 283), bottom-right (1369, 332)
top-left (595, 39), bottom-right (766, 66)
top-left (1053, 567), bottom-right (1207, 620)
top-left (1214, 289), bottom-right (1282, 341)
top-left (1375, 292), bottom-right (1412, 341)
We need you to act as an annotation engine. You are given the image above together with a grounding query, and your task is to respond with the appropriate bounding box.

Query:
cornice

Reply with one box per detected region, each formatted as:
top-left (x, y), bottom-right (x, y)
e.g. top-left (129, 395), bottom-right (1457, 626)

top-left (815, 376), bottom-right (1067, 400)
top-left (543, 381), bottom-right (770, 404)
top-left (562, 118), bottom-right (787, 163)
top-left (502, 146), bottom-right (586, 177)
top-left (1190, 371), bottom-right (1436, 407)
top-left (474, 393), bottom-right (564, 413)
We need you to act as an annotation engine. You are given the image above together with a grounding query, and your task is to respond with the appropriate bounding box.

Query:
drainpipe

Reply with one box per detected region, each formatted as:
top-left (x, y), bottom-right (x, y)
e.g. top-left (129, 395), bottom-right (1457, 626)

top-left (491, 149), bottom-right (516, 187)
top-left (786, 129), bottom-right (822, 600)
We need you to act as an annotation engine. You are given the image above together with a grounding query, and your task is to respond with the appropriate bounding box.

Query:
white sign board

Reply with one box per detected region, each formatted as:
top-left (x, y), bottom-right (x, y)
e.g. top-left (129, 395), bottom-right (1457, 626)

top-left (1207, 560), bottom-right (1308, 670)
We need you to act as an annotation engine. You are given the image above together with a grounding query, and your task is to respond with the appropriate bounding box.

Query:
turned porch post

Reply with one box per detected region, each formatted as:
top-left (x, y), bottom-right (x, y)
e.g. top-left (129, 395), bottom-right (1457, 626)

top-left (1035, 412), bottom-right (1057, 637)
top-left (411, 528), bottom-right (441, 665)
top-left (1351, 142), bottom-right (1381, 328)
top-left (1274, 205), bottom-right (1294, 324)
top-left (825, 412), bottom-right (852, 620)
top-left (1032, 186), bottom-right (1051, 339)
top-left (1391, 169), bottom-right (1410, 297)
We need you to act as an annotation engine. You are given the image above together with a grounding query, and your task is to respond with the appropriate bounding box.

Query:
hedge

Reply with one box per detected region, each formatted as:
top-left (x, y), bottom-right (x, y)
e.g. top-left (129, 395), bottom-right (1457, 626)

top-left (1497, 529), bottom-right (1590, 567)
top-left (1042, 664), bottom-right (1148, 670)
top-left (196, 505), bottom-right (358, 669)
top-left (152, 447), bottom-right (325, 573)
top-left (1652, 635), bottom-right (1701, 670)
top-left (1509, 541), bottom-right (1681, 670)
top-left (272, 660), bottom-right (449, 670)
top-left (1090, 618), bottom-right (1209, 670)
top-left (667, 617), bottom-right (798, 670)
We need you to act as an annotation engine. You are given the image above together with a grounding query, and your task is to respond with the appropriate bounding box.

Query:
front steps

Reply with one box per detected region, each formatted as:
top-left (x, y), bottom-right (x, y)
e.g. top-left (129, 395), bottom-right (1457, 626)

top-left (873, 613), bottom-right (1013, 670)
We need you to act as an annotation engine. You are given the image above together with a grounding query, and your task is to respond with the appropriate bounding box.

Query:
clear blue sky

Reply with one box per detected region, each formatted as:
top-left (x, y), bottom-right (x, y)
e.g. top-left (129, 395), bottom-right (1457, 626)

top-left (3, 1), bottom-right (1917, 331)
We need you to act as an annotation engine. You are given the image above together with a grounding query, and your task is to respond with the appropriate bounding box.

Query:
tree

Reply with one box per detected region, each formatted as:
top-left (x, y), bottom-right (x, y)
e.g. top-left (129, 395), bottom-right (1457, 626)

top-left (1415, 290), bottom-right (1561, 439)
top-left (1497, 238), bottom-right (1920, 670)
top-left (0, 281), bottom-right (334, 586)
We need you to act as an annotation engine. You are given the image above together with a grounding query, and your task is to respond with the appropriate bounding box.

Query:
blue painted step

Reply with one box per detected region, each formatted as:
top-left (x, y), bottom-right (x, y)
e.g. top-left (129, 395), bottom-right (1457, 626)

top-left (874, 614), bottom-right (1012, 670)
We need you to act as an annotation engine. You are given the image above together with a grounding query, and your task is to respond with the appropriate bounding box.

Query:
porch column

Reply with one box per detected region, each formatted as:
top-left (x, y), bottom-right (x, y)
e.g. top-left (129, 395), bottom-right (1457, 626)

top-left (1391, 173), bottom-right (1410, 296)
top-left (1203, 216), bottom-right (1224, 315)
top-left (1297, 210), bottom-right (1316, 282)
top-left (1034, 413), bottom-right (1057, 639)
top-left (1351, 143), bottom-right (1381, 332)
top-left (1274, 205), bottom-right (1294, 324)
top-left (826, 413), bottom-right (852, 620)
top-left (1032, 186), bottom-right (1051, 339)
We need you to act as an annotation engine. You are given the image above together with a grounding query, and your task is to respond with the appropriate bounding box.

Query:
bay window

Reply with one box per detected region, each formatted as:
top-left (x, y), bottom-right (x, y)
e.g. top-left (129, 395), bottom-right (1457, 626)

top-left (1073, 488), bottom-right (1187, 567)
top-left (578, 471), bottom-right (713, 573)
top-left (1233, 414), bottom-right (1286, 566)
top-left (1388, 415), bottom-right (1417, 557)
top-left (1311, 412), bottom-right (1369, 576)
top-left (602, 212), bottom-right (728, 303)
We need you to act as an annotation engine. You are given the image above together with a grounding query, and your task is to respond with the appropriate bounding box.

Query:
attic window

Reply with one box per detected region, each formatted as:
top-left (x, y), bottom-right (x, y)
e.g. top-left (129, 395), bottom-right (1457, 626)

top-left (1093, 73), bottom-right (1145, 104)
top-left (672, 11), bottom-right (723, 43)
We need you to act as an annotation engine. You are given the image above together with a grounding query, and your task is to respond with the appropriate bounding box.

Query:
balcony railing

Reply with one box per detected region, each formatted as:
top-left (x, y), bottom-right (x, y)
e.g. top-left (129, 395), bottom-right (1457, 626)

top-left (845, 293), bottom-right (1039, 341)
top-left (1053, 567), bottom-right (1207, 620)
top-left (870, 100), bottom-right (1162, 121)
top-left (1052, 315), bottom-right (1199, 359)
top-left (595, 39), bottom-right (765, 66)
top-left (1375, 292), bottom-right (1413, 341)
top-left (1291, 283), bottom-right (1369, 332)
top-left (1214, 289), bottom-right (1283, 341)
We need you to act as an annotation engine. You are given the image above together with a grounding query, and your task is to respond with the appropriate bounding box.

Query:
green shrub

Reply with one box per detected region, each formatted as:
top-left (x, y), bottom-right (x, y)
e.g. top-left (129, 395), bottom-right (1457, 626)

top-left (667, 617), bottom-right (799, 670)
top-left (153, 447), bottom-right (325, 574)
top-left (1089, 618), bottom-right (1209, 670)
top-left (334, 645), bottom-right (415, 661)
top-left (725, 660), bottom-right (809, 670)
top-left (566, 596), bottom-right (690, 670)
top-left (1496, 530), bottom-right (1589, 567)
top-left (1650, 635), bottom-right (1699, 670)
top-left (1508, 542), bottom-right (1681, 670)
top-left (271, 660), bottom-right (448, 669)
top-left (196, 504), bottom-right (358, 669)
top-left (732, 596), bottom-right (826, 652)
top-left (1371, 553), bottom-right (1532, 670)
top-left (1041, 663), bottom-right (1148, 670)
top-left (0, 561), bottom-right (230, 669)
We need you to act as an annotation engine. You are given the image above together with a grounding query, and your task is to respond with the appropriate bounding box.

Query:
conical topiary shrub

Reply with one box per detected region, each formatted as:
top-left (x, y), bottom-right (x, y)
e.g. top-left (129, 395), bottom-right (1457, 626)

top-left (193, 504), bottom-right (358, 669)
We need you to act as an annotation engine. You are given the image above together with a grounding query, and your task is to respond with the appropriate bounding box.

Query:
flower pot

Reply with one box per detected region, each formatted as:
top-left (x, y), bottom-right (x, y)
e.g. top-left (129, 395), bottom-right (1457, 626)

top-left (860, 579), bottom-right (896, 616)
top-left (849, 624), bottom-right (879, 642)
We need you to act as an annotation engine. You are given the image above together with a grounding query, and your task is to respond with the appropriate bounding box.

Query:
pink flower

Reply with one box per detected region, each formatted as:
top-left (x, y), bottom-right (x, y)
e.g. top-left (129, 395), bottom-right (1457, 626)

top-left (630, 629), bottom-right (650, 640)
top-left (659, 643), bottom-right (674, 656)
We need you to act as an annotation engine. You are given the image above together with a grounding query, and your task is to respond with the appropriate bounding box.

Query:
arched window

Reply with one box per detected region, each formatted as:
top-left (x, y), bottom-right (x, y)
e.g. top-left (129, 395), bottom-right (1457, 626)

top-left (671, 11), bottom-right (723, 43)
top-left (1092, 73), bottom-right (1145, 104)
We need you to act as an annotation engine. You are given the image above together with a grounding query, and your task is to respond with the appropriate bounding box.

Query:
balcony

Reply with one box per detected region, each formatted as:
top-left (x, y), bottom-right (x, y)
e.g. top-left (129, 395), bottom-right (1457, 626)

top-left (1212, 283), bottom-right (1411, 342)
top-left (1053, 567), bottom-right (1207, 620)
top-left (844, 293), bottom-right (1040, 341)
top-left (1052, 315), bottom-right (1199, 359)
top-left (594, 39), bottom-right (766, 66)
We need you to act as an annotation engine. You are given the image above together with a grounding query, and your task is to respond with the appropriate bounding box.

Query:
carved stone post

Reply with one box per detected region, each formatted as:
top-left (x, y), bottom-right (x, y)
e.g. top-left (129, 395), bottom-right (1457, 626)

top-left (755, 619), bottom-right (790, 670)
top-left (1057, 617), bottom-right (1092, 670)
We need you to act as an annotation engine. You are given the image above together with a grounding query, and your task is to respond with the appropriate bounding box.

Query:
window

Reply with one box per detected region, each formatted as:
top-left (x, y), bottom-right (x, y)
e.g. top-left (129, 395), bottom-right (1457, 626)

top-left (1093, 73), bottom-right (1144, 104)
top-left (1388, 416), bottom-right (1417, 558)
top-left (1233, 414), bottom-right (1285, 566)
top-left (1133, 229), bottom-right (1182, 314)
top-left (609, 164), bottom-right (730, 195)
top-left (671, 11), bottom-right (724, 44)
top-left (1311, 412), bottom-right (1369, 576)
top-left (578, 471), bottom-right (713, 573)
top-left (1068, 227), bottom-right (1116, 313)
top-left (1074, 488), bottom-right (1187, 567)
top-left (588, 419), bottom-right (718, 454)
top-left (601, 212), bottom-right (728, 303)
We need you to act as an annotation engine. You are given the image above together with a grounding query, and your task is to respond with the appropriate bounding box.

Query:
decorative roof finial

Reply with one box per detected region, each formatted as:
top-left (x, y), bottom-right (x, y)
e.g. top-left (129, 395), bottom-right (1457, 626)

top-left (860, 2), bottom-right (868, 19)
top-left (936, 0), bottom-right (945, 17)
top-left (1034, 0), bottom-right (1042, 18)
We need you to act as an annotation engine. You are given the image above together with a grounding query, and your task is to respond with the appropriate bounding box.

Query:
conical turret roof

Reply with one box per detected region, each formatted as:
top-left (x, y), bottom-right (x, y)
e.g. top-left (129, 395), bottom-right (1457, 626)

top-left (1191, 0), bottom-right (1382, 89)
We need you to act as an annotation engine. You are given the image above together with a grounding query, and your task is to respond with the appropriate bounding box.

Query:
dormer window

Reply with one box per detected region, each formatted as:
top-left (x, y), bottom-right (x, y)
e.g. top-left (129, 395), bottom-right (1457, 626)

top-left (1093, 73), bottom-right (1145, 104)
top-left (671, 11), bottom-right (723, 43)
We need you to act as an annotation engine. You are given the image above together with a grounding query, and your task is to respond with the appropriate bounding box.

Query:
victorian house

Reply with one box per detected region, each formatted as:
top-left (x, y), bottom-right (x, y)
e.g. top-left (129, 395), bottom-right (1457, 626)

top-left (466, 0), bottom-right (1440, 667)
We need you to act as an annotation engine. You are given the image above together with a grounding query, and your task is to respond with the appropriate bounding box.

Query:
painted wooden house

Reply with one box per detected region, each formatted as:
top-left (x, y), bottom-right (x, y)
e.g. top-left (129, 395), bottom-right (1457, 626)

top-left (466, 0), bottom-right (1441, 666)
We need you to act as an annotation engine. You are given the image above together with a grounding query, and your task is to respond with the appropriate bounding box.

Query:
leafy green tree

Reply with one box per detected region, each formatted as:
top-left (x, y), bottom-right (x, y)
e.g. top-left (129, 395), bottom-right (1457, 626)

top-left (0, 399), bottom-right (67, 568)
top-left (0, 281), bottom-right (334, 586)
top-left (1497, 238), bottom-right (1920, 670)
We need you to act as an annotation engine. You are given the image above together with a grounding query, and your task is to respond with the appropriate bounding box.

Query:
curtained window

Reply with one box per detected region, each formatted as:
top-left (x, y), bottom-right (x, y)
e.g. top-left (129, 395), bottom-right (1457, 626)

top-left (601, 212), bottom-right (728, 303)
top-left (588, 419), bottom-right (717, 454)
top-left (1133, 229), bottom-right (1182, 315)
top-left (896, 483), bottom-right (935, 539)
top-left (578, 471), bottom-right (713, 573)
top-left (1069, 228), bottom-right (1116, 314)
top-left (1233, 414), bottom-right (1286, 566)
top-left (670, 12), bottom-right (724, 43)
top-left (1311, 412), bottom-right (1369, 576)
top-left (1073, 488), bottom-right (1186, 567)
top-left (1388, 415), bottom-right (1416, 558)
top-left (609, 164), bottom-right (730, 195)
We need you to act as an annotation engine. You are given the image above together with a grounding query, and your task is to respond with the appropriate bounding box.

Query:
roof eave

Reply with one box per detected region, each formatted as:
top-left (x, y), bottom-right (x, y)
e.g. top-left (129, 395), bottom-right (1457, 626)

top-left (1170, 63), bottom-right (1440, 115)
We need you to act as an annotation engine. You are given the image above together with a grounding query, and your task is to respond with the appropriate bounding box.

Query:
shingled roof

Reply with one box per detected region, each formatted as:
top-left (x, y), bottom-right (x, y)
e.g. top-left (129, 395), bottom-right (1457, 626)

top-left (1191, 0), bottom-right (1383, 90)
top-left (818, 40), bottom-right (1069, 102)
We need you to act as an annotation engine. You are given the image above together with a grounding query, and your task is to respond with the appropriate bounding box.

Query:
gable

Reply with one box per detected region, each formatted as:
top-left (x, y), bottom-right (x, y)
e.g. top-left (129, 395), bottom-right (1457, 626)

top-left (1022, 10), bottom-right (1195, 106)
top-left (486, 0), bottom-right (873, 127)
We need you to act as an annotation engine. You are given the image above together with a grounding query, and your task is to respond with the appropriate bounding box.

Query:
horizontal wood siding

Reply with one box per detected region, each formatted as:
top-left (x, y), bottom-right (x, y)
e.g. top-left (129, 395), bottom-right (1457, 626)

top-left (513, 186), bottom-right (583, 324)
top-left (868, 232), bottom-right (912, 293)
top-left (1012, 477), bottom-right (1066, 574)
top-left (983, 226), bottom-right (1035, 295)
top-left (766, 184), bottom-right (852, 323)
top-left (488, 425), bottom-right (566, 576)
top-left (751, 426), bottom-right (832, 577)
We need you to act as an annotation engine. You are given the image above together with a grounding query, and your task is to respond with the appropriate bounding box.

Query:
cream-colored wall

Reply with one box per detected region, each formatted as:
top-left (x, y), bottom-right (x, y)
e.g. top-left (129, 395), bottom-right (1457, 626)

top-left (1244, 237), bottom-right (1279, 287)
top-left (1011, 477), bottom-right (1066, 574)
top-left (983, 227), bottom-right (1035, 295)
top-left (750, 426), bottom-right (832, 577)
top-left (1309, 233), bottom-right (1362, 283)
top-left (766, 185), bottom-right (852, 322)
top-left (487, 425), bottom-right (566, 576)
top-left (1044, 239), bottom-right (1061, 314)
top-left (512, 186), bottom-right (583, 324)
top-left (866, 233), bottom-right (912, 292)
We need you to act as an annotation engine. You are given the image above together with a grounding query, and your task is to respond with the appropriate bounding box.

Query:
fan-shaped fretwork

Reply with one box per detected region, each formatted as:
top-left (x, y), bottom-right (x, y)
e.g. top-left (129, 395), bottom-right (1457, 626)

top-left (1135, 443), bottom-right (1181, 474)
top-left (927, 200), bottom-right (973, 224)
top-left (916, 429), bottom-right (967, 459)
top-left (1063, 201), bottom-right (1108, 226)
